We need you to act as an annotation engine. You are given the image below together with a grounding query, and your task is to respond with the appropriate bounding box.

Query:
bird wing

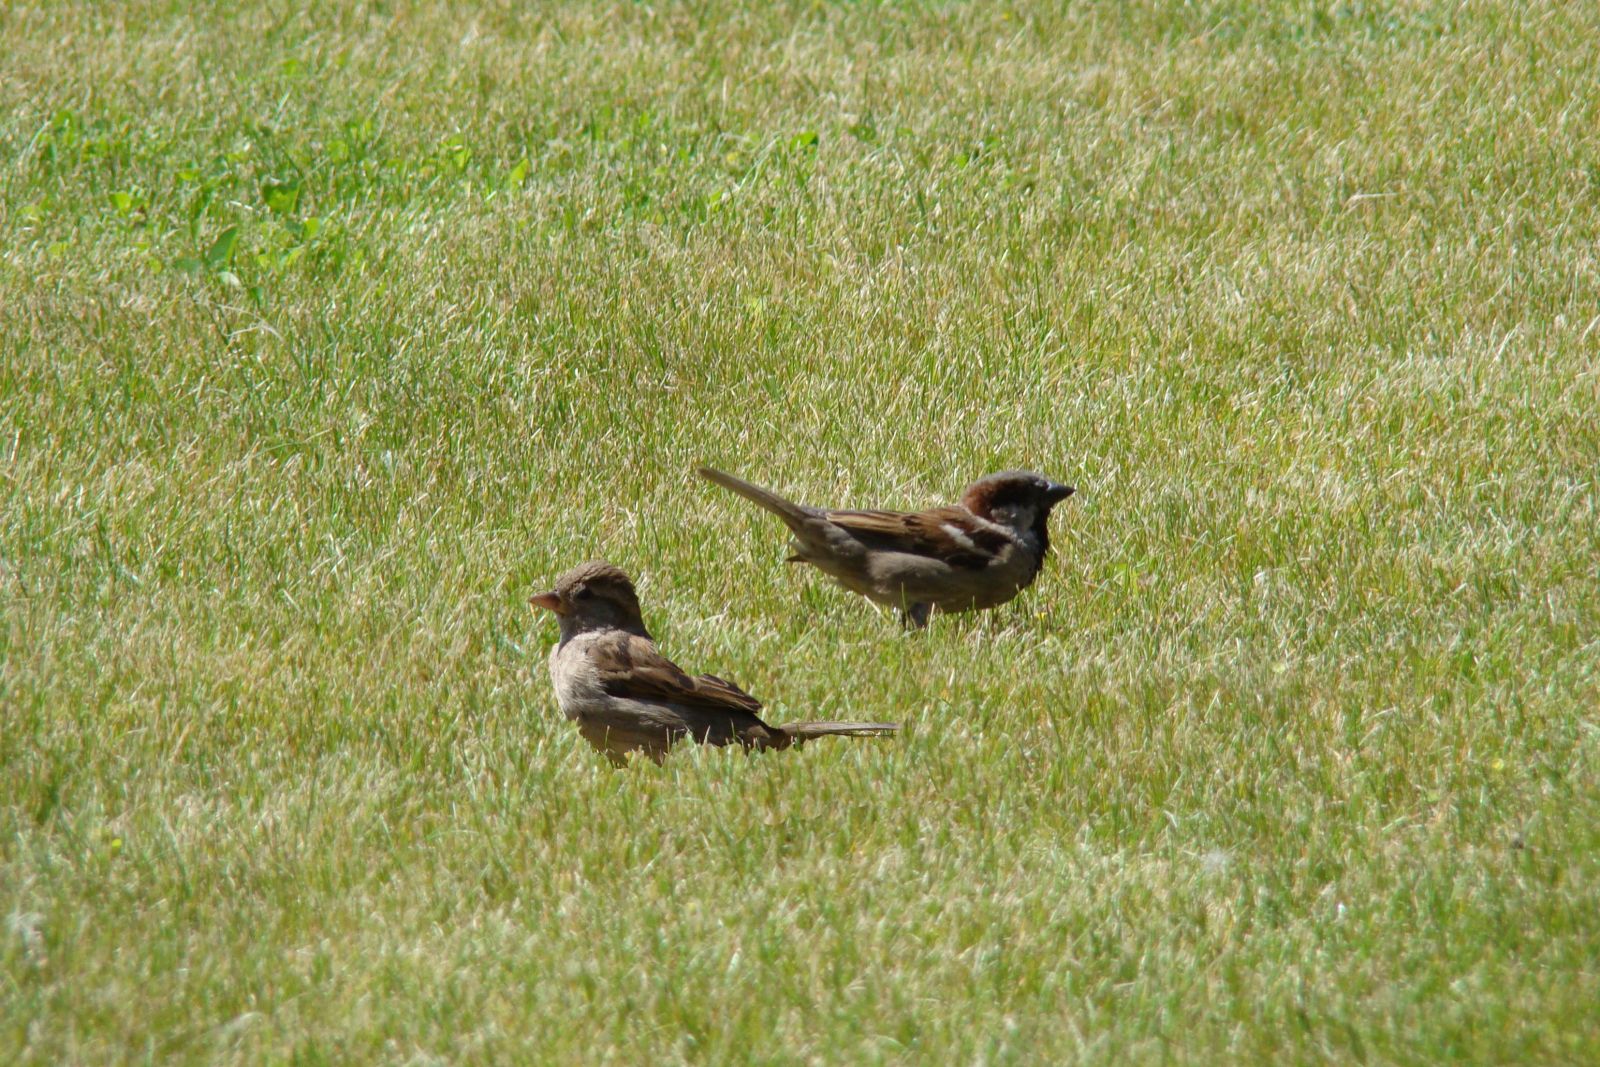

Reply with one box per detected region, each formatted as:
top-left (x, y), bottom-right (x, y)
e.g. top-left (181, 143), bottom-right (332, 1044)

top-left (588, 631), bottom-right (765, 714)
top-left (821, 506), bottom-right (1015, 569)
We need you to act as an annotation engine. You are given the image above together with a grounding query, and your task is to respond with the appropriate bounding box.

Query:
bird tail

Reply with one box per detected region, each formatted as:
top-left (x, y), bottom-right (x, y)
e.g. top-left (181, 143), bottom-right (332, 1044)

top-left (697, 466), bottom-right (815, 530)
top-left (779, 721), bottom-right (900, 745)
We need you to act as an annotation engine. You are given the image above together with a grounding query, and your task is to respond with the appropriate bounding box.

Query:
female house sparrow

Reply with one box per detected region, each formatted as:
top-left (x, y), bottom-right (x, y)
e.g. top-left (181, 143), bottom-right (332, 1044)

top-left (530, 562), bottom-right (899, 766)
top-left (698, 467), bottom-right (1076, 627)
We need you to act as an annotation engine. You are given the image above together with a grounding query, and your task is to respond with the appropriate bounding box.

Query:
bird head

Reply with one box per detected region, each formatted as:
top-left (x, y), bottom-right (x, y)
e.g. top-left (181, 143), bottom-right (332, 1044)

top-left (530, 561), bottom-right (649, 638)
top-left (960, 470), bottom-right (1076, 543)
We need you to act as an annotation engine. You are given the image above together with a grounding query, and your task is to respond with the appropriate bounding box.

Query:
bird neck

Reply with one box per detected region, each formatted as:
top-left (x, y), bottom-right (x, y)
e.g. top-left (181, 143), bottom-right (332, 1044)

top-left (556, 614), bottom-right (652, 648)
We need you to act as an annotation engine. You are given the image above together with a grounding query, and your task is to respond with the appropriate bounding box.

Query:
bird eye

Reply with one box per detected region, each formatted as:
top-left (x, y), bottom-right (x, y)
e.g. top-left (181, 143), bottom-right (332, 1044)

top-left (574, 586), bottom-right (594, 600)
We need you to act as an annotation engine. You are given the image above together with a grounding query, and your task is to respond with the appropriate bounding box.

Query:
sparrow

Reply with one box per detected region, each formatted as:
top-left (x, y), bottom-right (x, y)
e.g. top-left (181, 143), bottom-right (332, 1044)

top-left (529, 561), bottom-right (899, 766)
top-left (698, 467), bottom-right (1076, 627)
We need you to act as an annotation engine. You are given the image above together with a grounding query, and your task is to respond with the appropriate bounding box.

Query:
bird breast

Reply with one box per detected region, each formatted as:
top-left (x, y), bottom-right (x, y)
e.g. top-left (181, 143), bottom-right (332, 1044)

top-left (548, 634), bottom-right (611, 719)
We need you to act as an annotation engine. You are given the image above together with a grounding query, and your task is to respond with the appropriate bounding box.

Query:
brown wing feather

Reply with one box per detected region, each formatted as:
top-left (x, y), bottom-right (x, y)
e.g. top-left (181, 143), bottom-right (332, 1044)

top-left (822, 506), bottom-right (1012, 569)
top-left (590, 633), bottom-right (764, 713)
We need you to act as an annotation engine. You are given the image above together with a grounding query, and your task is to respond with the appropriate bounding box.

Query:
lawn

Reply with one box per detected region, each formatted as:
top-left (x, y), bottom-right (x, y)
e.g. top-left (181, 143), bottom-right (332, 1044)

top-left (3, 1), bottom-right (1598, 1062)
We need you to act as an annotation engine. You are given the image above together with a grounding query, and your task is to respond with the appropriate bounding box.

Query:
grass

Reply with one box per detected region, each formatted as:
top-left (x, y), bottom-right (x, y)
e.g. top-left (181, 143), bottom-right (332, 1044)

top-left (3, 0), bottom-right (1598, 1062)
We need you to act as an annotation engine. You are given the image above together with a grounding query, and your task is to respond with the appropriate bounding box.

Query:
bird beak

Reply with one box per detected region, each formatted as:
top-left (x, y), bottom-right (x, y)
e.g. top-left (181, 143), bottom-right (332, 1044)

top-left (1046, 482), bottom-right (1076, 503)
top-left (529, 590), bottom-right (566, 615)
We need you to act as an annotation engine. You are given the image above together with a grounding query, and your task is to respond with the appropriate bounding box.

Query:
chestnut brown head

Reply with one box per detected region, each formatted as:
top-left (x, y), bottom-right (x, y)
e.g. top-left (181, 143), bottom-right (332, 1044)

top-left (960, 470), bottom-right (1075, 548)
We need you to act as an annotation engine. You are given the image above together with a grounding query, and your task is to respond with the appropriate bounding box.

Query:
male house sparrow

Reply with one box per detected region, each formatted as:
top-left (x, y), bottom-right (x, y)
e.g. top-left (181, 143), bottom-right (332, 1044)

top-left (698, 467), bottom-right (1075, 627)
top-left (530, 562), bottom-right (899, 766)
